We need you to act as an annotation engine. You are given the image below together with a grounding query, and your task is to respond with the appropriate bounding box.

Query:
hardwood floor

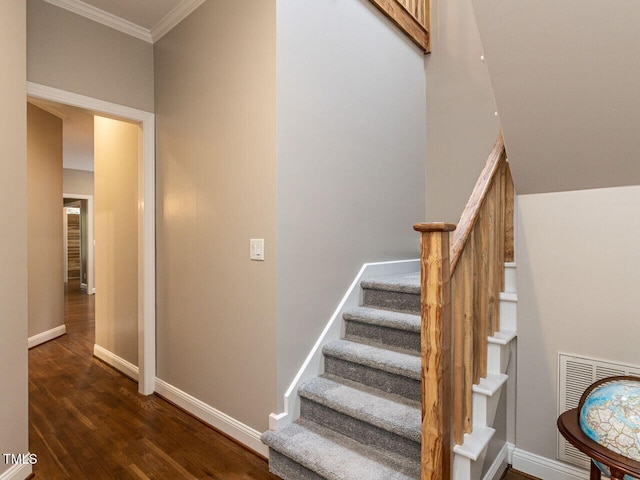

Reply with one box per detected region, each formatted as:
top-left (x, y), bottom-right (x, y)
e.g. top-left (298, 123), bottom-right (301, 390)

top-left (29, 281), bottom-right (278, 479)
top-left (501, 466), bottom-right (541, 480)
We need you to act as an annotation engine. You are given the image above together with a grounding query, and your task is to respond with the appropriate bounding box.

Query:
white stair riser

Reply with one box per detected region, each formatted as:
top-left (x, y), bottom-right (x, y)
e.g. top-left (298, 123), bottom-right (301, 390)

top-left (499, 297), bottom-right (517, 331)
top-left (503, 263), bottom-right (517, 293)
top-left (472, 387), bottom-right (504, 428)
top-left (453, 448), bottom-right (490, 480)
top-left (487, 341), bottom-right (513, 375)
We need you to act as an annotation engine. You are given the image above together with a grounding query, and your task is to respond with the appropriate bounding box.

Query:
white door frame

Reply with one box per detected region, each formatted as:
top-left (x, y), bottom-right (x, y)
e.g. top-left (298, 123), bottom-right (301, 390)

top-left (28, 82), bottom-right (156, 395)
top-left (63, 194), bottom-right (94, 294)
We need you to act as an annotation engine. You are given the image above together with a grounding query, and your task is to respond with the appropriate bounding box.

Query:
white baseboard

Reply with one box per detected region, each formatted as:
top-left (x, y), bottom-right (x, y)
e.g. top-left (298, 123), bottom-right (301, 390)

top-left (483, 442), bottom-right (510, 480)
top-left (0, 461), bottom-right (32, 480)
top-left (28, 325), bottom-right (66, 348)
top-left (155, 378), bottom-right (267, 457)
top-left (510, 445), bottom-right (590, 480)
top-left (93, 344), bottom-right (139, 381)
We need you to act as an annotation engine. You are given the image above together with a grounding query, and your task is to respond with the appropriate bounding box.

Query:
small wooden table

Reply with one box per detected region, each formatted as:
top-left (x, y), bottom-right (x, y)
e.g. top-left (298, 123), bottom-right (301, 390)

top-left (557, 408), bottom-right (640, 480)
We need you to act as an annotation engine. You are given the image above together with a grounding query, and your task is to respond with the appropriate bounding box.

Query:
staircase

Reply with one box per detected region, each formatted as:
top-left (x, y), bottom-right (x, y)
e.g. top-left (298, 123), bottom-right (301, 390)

top-left (264, 134), bottom-right (515, 480)
top-left (262, 266), bottom-right (517, 480)
top-left (262, 272), bottom-right (422, 479)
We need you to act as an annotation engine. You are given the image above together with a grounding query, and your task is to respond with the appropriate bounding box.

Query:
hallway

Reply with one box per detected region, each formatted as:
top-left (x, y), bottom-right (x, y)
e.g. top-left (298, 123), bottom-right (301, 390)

top-left (28, 281), bottom-right (278, 479)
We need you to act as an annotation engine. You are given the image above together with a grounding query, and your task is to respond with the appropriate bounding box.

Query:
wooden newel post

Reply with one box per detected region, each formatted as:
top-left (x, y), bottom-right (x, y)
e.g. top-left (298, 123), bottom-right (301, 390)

top-left (413, 222), bottom-right (456, 480)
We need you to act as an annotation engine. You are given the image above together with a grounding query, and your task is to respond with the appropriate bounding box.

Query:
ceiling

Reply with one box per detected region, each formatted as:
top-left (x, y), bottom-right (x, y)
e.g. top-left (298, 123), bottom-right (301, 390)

top-left (473, 0), bottom-right (640, 194)
top-left (44, 0), bottom-right (205, 43)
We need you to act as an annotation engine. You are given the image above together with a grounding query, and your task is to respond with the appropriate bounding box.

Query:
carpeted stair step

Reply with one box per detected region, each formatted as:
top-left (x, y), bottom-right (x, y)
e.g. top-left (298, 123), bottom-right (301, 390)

top-left (299, 375), bottom-right (421, 460)
top-left (262, 419), bottom-right (420, 480)
top-left (343, 306), bottom-right (420, 353)
top-left (322, 339), bottom-right (420, 401)
top-left (361, 272), bottom-right (421, 314)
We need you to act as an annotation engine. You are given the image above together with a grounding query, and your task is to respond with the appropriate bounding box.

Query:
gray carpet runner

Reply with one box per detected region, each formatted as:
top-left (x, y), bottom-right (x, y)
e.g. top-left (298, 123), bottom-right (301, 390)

top-left (262, 272), bottom-right (422, 480)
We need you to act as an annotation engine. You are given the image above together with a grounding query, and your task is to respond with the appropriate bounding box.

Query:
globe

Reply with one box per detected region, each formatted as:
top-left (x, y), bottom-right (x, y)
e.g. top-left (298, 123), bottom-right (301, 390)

top-left (579, 379), bottom-right (640, 480)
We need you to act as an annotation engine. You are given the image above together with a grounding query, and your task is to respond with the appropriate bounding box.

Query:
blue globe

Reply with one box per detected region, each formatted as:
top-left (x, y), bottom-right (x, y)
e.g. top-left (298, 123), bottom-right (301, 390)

top-left (579, 379), bottom-right (640, 480)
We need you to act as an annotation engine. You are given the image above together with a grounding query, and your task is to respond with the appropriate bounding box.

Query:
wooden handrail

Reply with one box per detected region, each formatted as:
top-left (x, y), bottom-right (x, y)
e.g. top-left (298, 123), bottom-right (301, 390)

top-left (414, 133), bottom-right (513, 479)
top-left (368, 0), bottom-right (431, 53)
top-left (449, 133), bottom-right (506, 274)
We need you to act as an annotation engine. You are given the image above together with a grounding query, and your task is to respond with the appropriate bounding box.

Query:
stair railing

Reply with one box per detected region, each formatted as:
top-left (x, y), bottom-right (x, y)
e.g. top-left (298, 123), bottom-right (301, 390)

top-left (413, 133), bottom-right (513, 480)
top-left (368, 0), bottom-right (431, 52)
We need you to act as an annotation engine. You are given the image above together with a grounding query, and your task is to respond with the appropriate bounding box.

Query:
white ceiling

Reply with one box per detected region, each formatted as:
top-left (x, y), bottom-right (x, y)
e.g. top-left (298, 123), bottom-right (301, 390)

top-left (44, 0), bottom-right (206, 43)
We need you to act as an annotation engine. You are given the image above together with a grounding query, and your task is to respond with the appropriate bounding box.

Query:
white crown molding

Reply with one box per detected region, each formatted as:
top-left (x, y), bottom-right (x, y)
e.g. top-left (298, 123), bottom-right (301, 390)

top-left (151, 0), bottom-right (207, 43)
top-left (43, 0), bottom-right (153, 43)
top-left (43, 0), bottom-right (205, 44)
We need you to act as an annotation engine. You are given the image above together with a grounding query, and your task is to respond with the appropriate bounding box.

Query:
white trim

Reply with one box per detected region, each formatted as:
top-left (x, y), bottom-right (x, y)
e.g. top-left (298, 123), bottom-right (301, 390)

top-left (42, 0), bottom-right (205, 44)
top-left (269, 259), bottom-right (420, 430)
top-left (155, 378), bottom-right (268, 457)
top-left (482, 442), bottom-right (510, 480)
top-left (63, 193), bottom-right (94, 295)
top-left (511, 446), bottom-right (590, 480)
top-left (0, 461), bottom-right (32, 480)
top-left (42, 0), bottom-right (153, 43)
top-left (28, 325), bottom-right (66, 349)
top-left (151, 0), bottom-right (206, 42)
top-left (93, 344), bottom-right (139, 381)
top-left (28, 82), bottom-right (157, 396)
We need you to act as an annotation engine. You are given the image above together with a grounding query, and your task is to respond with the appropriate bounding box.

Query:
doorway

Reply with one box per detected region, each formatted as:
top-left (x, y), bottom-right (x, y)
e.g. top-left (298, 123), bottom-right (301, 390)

top-left (63, 195), bottom-right (94, 294)
top-left (28, 82), bottom-right (156, 395)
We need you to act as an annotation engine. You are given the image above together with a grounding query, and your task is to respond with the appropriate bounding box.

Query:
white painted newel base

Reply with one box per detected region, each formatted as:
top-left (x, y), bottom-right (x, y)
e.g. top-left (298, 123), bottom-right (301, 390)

top-left (28, 325), bottom-right (66, 349)
top-left (0, 461), bottom-right (32, 480)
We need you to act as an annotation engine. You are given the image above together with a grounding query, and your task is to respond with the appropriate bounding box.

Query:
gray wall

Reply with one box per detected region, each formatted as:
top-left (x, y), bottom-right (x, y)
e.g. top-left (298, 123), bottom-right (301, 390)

top-left (0, 1), bottom-right (29, 475)
top-left (425, 0), bottom-right (499, 222)
top-left (154, 0), bottom-right (278, 431)
top-left (63, 168), bottom-right (94, 196)
top-left (27, 103), bottom-right (64, 338)
top-left (516, 186), bottom-right (640, 459)
top-left (275, 0), bottom-right (426, 409)
top-left (27, 0), bottom-right (154, 112)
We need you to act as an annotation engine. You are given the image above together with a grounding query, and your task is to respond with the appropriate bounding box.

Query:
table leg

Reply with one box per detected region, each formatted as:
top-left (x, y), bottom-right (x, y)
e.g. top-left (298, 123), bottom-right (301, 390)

top-left (590, 460), bottom-right (601, 480)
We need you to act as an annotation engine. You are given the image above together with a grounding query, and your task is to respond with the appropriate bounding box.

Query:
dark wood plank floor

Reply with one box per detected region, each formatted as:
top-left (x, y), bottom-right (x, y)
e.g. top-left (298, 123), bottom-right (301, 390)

top-left (501, 466), bottom-right (541, 480)
top-left (29, 281), bottom-right (279, 479)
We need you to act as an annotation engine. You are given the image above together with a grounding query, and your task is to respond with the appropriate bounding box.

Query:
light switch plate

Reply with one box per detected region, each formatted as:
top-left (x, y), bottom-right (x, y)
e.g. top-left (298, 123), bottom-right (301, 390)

top-left (250, 239), bottom-right (264, 261)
